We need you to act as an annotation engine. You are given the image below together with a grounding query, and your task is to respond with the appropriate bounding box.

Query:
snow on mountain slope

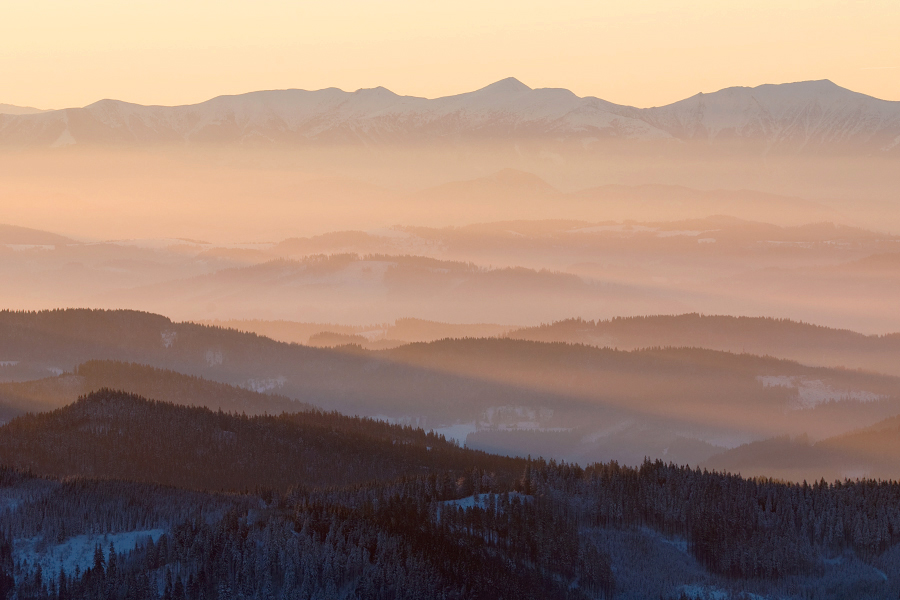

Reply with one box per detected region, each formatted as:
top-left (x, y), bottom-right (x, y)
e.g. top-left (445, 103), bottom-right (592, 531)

top-left (0, 104), bottom-right (50, 115)
top-left (0, 78), bottom-right (669, 147)
top-left (638, 80), bottom-right (900, 153)
top-left (1, 78), bottom-right (898, 154)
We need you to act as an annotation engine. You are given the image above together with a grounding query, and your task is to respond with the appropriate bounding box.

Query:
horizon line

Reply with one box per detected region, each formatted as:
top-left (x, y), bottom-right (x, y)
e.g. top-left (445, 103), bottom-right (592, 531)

top-left (4, 76), bottom-right (892, 113)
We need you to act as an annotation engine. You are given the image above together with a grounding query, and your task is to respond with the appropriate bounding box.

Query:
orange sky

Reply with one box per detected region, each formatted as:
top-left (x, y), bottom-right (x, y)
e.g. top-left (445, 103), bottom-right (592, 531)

top-left (1, 0), bottom-right (898, 109)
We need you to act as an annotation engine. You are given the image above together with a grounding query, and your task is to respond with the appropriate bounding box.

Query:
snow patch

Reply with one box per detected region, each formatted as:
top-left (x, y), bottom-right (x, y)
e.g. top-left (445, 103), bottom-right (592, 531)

top-left (479, 405), bottom-right (555, 431)
top-left (884, 134), bottom-right (900, 152)
top-left (433, 422), bottom-right (477, 445)
top-left (244, 376), bottom-right (286, 393)
top-left (0, 361), bottom-right (18, 367)
top-left (160, 331), bottom-right (177, 348)
top-left (50, 127), bottom-right (76, 148)
top-left (676, 585), bottom-right (729, 600)
top-left (205, 349), bottom-right (223, 366)
top-left (15, 529), bottom-right (165, 576)
top-left (357, 329), bottom-right (388, 341)
top-left (640, 527), bottom-right (689, 553)
top-left (757, 375), bottom-right (883, 408)
top-left (582, 419), bottom-right (637, 444)
top-left (5, 244), bottom-right (55, 251)
top-left (441, 492), bottom-right (532, 511)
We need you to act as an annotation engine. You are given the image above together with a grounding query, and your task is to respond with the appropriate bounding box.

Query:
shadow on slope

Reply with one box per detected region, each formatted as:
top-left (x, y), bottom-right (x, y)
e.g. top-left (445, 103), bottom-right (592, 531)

top-left (0, 389), bottom-right (521, 492)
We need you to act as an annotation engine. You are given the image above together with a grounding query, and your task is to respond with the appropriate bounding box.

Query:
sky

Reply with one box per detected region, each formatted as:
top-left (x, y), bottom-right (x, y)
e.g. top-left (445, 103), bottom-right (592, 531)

top-left (1, 0), bottom-right (898, 109)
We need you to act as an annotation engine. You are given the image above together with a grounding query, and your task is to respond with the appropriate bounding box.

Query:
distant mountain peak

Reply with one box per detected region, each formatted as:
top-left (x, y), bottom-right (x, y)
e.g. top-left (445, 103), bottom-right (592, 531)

top-left (353, 86), bottom-right (399, 97)
top-left (475, 77), bottom-right (532, 94)
top-left (0, 103), bottom-right (51, 115)
top-left (709, 79), bottom-right (863, 100)
top-left (3, 78), bottom-right (898, 155)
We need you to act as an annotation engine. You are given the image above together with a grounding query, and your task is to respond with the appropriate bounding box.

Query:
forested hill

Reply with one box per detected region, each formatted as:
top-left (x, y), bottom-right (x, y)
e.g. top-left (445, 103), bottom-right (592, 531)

top-left (0, 360), bottom-right (314, 417)
top-left (7, 309), bottom-right (900, 469)
top-left (508, 315), bottom-right (900, 376)
top-left (1, 387), bottom-right (900, 596)
top-left (4, 456), bottom-right (900, 598)
top-left (0, 389), bottom-right (523, 492)
top-left (704, 412), bottom-right (900, 482)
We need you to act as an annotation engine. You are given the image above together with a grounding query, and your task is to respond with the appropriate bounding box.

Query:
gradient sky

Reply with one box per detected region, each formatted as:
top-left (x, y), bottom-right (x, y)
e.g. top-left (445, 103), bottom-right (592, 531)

top-left (2, 0), bottom-right (898, 109)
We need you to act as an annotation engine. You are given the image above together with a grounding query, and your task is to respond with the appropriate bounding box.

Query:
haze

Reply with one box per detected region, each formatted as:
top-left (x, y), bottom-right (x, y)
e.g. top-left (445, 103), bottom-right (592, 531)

top-left (2, 0), bottom-right (899, 110)
top-left (7, 3), bottom-right (900, 597)
top-left (4, 0), bottom-right (900, 492)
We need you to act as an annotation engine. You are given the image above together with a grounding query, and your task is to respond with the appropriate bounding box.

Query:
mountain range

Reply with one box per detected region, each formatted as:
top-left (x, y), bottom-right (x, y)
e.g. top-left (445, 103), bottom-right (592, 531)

top-left (2, 78), bottom-right (898, 155)
top-left (5, 309), bottom-right (900, 472)
top-left (0, 103), bottom-right (49, 116)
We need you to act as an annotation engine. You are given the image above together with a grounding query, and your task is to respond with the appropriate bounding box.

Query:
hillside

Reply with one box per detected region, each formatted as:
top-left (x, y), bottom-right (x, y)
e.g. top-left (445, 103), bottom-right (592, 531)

top-left (0, 360), bottom-right (314, 418)
top-left (705, 413), bottom-right (900, 482)
top-left (113, 254), bottom-right (657, 326)
top-left (2, 450), bottom-right (900, 598)
top-left (0, 104), bottom-right (49, 116)
top-left (8, 216), bottom-right (900, 332)
top-left (0, 389), bottom-right (519, 492)
top-left (638, 80), bottom-right (900, 154)
top-left (0, 223), bottom-right (75, 246)
top-left (4, 309), bottom-right (900, 468)
top-left (200, 318), bottom-right (518, 350)
top-left (508, 314), bottom-right (900, 376)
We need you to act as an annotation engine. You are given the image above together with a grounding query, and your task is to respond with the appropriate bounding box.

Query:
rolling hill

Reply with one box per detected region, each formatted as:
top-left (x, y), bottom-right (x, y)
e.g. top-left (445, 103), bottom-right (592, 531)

top-left (0, 360), bottom-right (314, 419)
top-left (4, 309), bottom-right (900, 467)
top-left (704, 412), bottom-right (900, 482)
top-left (0, 389), bottom-right (518, 492)
top-left (0, 223), bottom-right (75, 246)
top-left (508, 314), bottom-right (900, 376)
top-left (111, 254), bottom-right (682, 325)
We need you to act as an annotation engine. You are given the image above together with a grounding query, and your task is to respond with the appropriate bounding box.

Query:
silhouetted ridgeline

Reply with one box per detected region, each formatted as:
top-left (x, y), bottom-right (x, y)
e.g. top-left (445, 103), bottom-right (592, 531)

top-left (3, 79), bottom-right (899, 155)
top-left (6, 309), bottom-right (900, 471)
top-left (0, 390), bottom-right (523, 492)
top-left (705, 411), bottom-right (900, 482)
top-left (118, 253), bottom-right (600, 326)
top-left (0, 360), bottom-right (314, 417)
top-left (509, 314), bottom-right (900, 375)
top-left (203, 316), bottom-right (514, 347)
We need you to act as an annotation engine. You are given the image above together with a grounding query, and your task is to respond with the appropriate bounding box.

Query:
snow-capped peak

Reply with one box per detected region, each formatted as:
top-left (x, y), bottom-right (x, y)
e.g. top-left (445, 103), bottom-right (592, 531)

top-left (474, 77), bottom-right (533, 95)
top-left (1, 79), bottom-right (898, 155)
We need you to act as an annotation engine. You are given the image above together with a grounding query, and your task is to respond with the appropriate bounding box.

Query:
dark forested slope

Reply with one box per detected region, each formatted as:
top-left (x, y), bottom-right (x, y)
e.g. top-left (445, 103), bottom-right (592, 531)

top-left (3, 456), bottom-right (900, 599)
top-left (5, 309), bottom-right (900, 469)
top-left (0, 360), bottom-right (313, 417)
top-left (0, 390), bottom-right (521, 492)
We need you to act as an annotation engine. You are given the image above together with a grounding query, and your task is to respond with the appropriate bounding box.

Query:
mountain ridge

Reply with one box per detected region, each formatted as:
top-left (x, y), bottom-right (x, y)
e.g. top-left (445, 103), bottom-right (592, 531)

top-left (3, 79), bottom-right (898, 154)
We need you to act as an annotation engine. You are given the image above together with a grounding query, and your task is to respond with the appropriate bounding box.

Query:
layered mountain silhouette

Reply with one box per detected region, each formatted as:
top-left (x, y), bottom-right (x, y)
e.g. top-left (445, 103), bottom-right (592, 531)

top-left (5, 309), bottom-right (900, 468)
top-left (703, 412), bottom-right (900, 482)
top-left (2, 78), bottom-right (898, 154)
top-left (0, 223), bottom-right (75, 246)
top-left (0, 103), bottom-right (49, 116)
top-left (0, 360), bottom-right (314, 417)
top-left (509, 315), bottom-right (900, 376)
top-left (0, 389), bottom-right (511, 491)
